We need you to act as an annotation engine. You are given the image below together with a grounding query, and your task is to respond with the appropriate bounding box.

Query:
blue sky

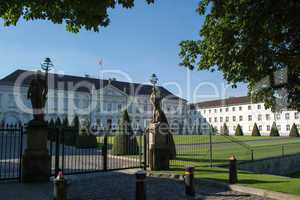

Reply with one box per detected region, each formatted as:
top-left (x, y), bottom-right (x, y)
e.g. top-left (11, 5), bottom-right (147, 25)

top-left (0, 0), bottom-right (247, 102)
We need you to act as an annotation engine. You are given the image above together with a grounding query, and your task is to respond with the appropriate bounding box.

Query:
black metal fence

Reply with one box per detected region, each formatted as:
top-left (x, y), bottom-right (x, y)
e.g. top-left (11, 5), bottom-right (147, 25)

top-left (0, 126), bottom-right (23, 181)
top-left (48, 128), bottom-right (147, 176)
top-left (168, 133), bottom-right (300, 170)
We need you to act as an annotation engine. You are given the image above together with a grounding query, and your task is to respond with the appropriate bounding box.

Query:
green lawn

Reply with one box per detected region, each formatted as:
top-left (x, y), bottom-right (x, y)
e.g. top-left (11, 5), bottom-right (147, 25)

top-left (164, 167), bottom-right (300, 196)
top-left (171, 138), bottom-right (300, 167)
top-left (96, 134), bottom-right (300, 195)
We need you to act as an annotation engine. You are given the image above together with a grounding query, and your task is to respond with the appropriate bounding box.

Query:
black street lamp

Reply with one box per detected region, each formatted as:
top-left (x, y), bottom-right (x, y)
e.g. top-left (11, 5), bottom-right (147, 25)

top-left (150, 73), bottom-right (158, 87)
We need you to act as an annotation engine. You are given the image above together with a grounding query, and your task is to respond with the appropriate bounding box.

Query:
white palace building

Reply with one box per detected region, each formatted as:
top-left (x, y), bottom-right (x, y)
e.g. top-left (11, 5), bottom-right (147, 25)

top-left (0, 69), bottom-right (187, 132)
top-left (0, 69), bottom-right (298, 136)
top-left (191, 96), bottom-right (300, 136)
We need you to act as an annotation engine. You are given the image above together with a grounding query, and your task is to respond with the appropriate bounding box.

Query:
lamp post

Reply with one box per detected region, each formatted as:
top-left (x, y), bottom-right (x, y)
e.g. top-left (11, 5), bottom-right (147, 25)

top-left (150, 73), bottom-right (158, 88)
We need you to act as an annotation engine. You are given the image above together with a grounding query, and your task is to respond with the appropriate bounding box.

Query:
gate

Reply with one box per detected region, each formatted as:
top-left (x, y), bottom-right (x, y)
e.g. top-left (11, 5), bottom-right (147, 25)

top-left (49, 128), bottom-right (148, 176)
top-left (0, 125), bottom-right (24, 181)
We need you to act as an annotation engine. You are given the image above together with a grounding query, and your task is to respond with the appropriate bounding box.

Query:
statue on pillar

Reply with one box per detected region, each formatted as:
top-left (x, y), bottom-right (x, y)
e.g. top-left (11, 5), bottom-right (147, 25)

top-left (27, 57), bottom-right (52, 121)
top-left (148, 74), bottom-right (176, 171)
top-left (22, 58), bottom-right (52, 183)
top-left (27, 72), bottom-right (48, 121)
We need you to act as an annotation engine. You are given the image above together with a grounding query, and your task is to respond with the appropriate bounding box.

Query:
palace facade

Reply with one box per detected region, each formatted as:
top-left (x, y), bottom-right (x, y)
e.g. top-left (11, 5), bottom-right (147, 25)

top-left (192, 96), bottom-right (300, 136)
top-left (0, 69), bottom-right (187, 133)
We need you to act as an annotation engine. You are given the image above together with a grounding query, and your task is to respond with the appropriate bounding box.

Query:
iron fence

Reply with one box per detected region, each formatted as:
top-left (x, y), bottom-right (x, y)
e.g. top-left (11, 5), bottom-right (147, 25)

top-left (48, 128), bottom-right (147, 176)
top-left (168, 133), bottom-right (300, 170)
top-left (0, 126), bottom-right (23, 181)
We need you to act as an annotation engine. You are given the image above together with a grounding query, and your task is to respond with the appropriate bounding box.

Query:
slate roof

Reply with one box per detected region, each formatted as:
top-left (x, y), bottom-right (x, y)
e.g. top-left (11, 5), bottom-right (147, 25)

top-left (0, 69), bottom-right (185, 101)
top-left (194, 96), bottom-right (252, 108)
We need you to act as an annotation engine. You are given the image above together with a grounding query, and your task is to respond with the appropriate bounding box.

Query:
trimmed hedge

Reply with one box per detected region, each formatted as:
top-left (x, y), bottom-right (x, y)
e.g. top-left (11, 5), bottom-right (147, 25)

top-left (235, 124), bottom-right (244, 136)
top-left (221, 123), bottom-right (229, 136)
top-left (112, 135), bottom-right (139, 155)
top-left (252, 123), bottom-right (261, 136)
top-left (270, 122), bottom-right (280, 137)
top-left (63, 127), bottom-right (78, 146)
top-left (112, 110), bottom-right (139, 155)
top-left (76, 135), bottom-right (98, 148)
top-left (289, 123), bottom-right (299, 137)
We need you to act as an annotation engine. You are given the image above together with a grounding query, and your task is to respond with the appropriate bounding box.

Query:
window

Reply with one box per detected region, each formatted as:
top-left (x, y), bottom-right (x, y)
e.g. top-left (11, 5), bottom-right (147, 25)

top-left (248, 105), bottom-right (252, 110)
top-left (257, 105), bottom-right (261, 110)
top-left (203, 110), bottom-right (206, 114)
top-left (226, 107), bottom-right (229, 112)
top-left (277, 125), bottom-right (281, 131)
top-left (226, 116), bottom-right (229, 122)
top-left (239, 116), bottom-right (243, 121)
top-left (267, 125), bottom-right (271, 131)
top-left (233, 116), bottom-right (236, 122)
top-left (118, 104), bottom-right (122, 111)
top-left (220, 117), bottom-right (223, 122)
top-left (266, 114), bottom-right (270, 120)
top-left (286, 125), bottom-right (290, 131)
top-left (248, 115), bottom-right (252, 121)
top-left (144, 104), bottom-right (148, 112)
top-left (220, 108), bottom-right (222, 112)
top-left (214, 117), bottom-right (218, 122)
top-left (107, 103), bottom-right (112, 112)
top-left (285, 113), bottom-right (290, 120)
top-left (295, 112), bottom-right (299, 119)
top-left (214, 109), bottom-right (217, 113)
top-left (239, 106), bottom-right (242, 111)
top-left (232, 107), bottom-right (236, 111)
top-left (209, 109), bottom-right (211, 113)
top-left (209, 118), bottom-right (212, 123)
top-left (259, 125), bottom-right (262, 131)
top-left (276, 114), bottom-right (281, 120)
top-left (258, 114), bottom-right (262, 121)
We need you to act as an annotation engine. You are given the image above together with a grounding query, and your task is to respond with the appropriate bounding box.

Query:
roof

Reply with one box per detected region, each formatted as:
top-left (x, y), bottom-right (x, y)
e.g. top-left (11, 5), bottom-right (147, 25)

top-left (193, 96), bottom-right (252, 108)
top-left (0, 69), bottom-right (185, 101)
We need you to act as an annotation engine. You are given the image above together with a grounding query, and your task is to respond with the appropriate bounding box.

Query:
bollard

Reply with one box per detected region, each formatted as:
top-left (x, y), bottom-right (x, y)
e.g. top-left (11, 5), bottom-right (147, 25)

top-left (229, 155), bottom-right (238, 184)
top-left (53, 172), bottom-right (68, 200)
top-left (184, 166), bottom-right (195, 196)
top-left (136, 170), bottom-right (146, 200)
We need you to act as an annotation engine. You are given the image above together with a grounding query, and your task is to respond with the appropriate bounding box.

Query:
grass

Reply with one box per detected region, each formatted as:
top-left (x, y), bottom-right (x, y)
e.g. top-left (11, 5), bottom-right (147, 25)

top-left (165, 167), bottom-right (300, 196)
top-left (95, 134), bottom-right (300, 195)
top-left (170, 135), bottom-right (300, 167)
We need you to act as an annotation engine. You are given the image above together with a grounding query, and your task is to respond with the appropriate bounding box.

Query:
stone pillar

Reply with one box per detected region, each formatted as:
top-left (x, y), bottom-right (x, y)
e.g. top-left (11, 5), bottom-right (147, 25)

top-left (149, 123), bottom-right (171, 170)
top-left (22, 120), bottom-right (50, 182)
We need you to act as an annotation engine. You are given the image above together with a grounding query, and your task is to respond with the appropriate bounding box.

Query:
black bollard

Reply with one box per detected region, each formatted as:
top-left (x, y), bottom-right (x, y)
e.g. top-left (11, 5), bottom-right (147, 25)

top-left (136, 170), bottom-right (146, 200)
top-left (53, 172), bottom-right (68, 200)
top-left (229, 155), bottom-right (238, 184)
top-left (184, 166), bottom-right (195, 196)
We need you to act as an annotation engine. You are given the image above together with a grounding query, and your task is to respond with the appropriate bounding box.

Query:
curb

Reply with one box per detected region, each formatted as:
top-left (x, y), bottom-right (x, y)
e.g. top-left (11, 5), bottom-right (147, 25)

top-left (146, 172), bottom-right (300, 200)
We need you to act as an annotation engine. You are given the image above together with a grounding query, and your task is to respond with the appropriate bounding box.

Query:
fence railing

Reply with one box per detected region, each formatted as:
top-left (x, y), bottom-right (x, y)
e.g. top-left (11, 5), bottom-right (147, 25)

top-left (168, 133), bottom-right (300, 169)
top-left (48, 128), bottom-right (147, 176)
top-left (0, 127), bottom-right (23, 181)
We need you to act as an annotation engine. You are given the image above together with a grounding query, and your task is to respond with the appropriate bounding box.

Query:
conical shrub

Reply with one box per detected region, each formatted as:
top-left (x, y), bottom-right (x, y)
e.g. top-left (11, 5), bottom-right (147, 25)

top-left (112, 110), bottom-right (139, 155)
top-left (63, 117), bottom-right (69, 128)
top-left (289, 123), bottom-right (299, 137)
top-left (270, 122), bottom-right (280, 137)
top-left (235, 124), bottom-right (243, 136)
top-left (221, 123), bottom-right (229, 136)
top-left (252, 123), bottom-right (261, 136)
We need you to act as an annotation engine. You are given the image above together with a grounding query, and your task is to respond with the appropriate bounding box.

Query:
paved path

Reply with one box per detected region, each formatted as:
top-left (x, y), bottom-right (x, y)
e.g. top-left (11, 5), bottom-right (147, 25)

top-left (0, 170), bottom-right (273, 200)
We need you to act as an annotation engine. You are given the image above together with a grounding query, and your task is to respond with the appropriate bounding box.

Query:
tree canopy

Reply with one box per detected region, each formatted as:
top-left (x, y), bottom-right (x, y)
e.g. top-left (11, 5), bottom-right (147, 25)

top-left (179, 0), bottom-right (300, 111)
top-left (1, 0), bottom-right (299, 110)
top-left (0, 0), bottom-right (154, 32)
